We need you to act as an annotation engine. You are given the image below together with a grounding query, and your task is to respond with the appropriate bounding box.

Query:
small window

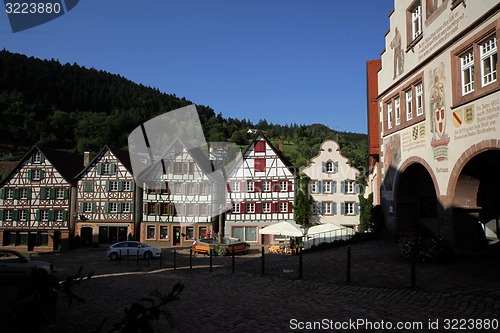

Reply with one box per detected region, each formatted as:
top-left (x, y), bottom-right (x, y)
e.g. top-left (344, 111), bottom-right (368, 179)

top-left (461, 49), bottom-right (475, 95)
top-left (232, 182), bottom-right (240, 193)
top-left (262, 202), bottom-right (271, 213)
top-left (56, 188), bottom-right (65, 199)
top-left (32, 152), bottom-right (42, 164)
top-left (20, 188), bottom-right (28, 200)
top-left (405, 89), bottom-right (413, 121)
top-left (147, 225), bottom-right (156, 239)
top-left (40, 210), bottom-right (49, 221)
top-left (480, 36), bottom-right (497, 87)
top-left (56, 210), bottom-right (64, 221)
top-left (159, 226), bottom-right (169, 239)
top-left (109, 181), bottom-right (119, 192)
top-left (279, 181), bottom-right (288, 192)
top-left (387, 102), bottom-right (393, 129)
top-left (109, 203), bottom-right (118, 213)
top-left (84, 202), bottom-right (93, 213)
top-left (122, 181), bottom-right (132, 192)
top-left (279, 202), bottom-right (288, 212)
top-left (326, 162), bottom-right (333, 172)
top-left (323, 181), bottom-right (331, 193)
top-left (415, 83), bottom-right (424, 116)
top-left (310, 181), bottom-right (317, 194)
top-left (232, 203), bottom-right (240, 213)
top-left (5, 188), bottom-right (14, 199)
top-left (345, 202), bottom-right (355, 215)
top-left (411, 3), bottom-right (422, 40)
top-left (262, 181), bottom-right (270, 192)
top-left (246, 203), bottom-right (255, 213)
top-left (247, 181), bottom-right (254, 192)
top-left (122, 203), bottom-right (131, 213)
top-left (395, 97), bottom-right (401, 126)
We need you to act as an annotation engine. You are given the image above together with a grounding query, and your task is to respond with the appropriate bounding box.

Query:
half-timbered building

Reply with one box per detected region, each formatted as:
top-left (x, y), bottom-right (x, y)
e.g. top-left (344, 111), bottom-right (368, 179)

top-left (301, 140), bottom-right (361, 230)
top-left (225, 133), bottom-right (298, 245)
top-left (0, 146), bottom-right (83, 251)
top-left (74, 146), bottom-right (138, 245)
top-left (140, 139), bottom-right (217, 248)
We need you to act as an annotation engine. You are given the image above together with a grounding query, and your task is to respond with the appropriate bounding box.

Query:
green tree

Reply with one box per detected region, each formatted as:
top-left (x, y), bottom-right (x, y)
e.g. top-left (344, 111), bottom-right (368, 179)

top-left (358, 192), bottom-right (373, 232)
top-left (293, 174), bottom-right (313, 226)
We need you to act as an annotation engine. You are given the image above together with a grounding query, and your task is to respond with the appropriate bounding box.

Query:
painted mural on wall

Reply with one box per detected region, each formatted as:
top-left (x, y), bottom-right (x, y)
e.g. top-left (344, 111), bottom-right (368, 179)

top-left (453, 98), bottom-right (500, 142)
top-left (429, 61), bottom-right (450, 161)
top-left (382, 133), bottom-right (401, 191)
top-left (390, 27), bottom-right (404, 79)
top-left (426, 0), bottom-right (448, 23)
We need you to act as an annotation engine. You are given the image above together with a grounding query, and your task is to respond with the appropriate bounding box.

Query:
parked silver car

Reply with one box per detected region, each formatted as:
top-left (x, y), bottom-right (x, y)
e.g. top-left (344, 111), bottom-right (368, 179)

top-left (0, 249), bottom-right (55, 280)
top-left (107, 241), bottom-right (162, 261)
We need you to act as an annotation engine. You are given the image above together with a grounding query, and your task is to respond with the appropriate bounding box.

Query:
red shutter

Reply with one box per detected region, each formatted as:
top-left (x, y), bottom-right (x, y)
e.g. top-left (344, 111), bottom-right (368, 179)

top-left (240, 202), bottom-right (246, 214)
top-left (254, 181), bottom-right (261, 192)
top-left (288, 201), bottom-right (292, 213)
top-left (271, 181), bottom-right (278, 192)
top-left (287, 181), bottom-right (293, 192)
top-left (271, 202), bottom-right (277, 213)
top-left (255, 202), bottom-right (261, 214)
top-left (226, 182), bottom-right (232, 193)
top-left (255, 141), bottom-right (265, 152)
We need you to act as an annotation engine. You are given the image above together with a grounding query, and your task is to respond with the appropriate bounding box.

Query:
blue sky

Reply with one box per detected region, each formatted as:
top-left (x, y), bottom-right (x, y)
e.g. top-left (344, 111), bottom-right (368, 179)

top-left (0, 0), bottom-right (393, 134)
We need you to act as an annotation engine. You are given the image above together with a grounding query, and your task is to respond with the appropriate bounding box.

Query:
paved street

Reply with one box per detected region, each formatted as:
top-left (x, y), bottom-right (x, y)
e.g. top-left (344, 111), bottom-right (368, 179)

top-left (2, 240), bottom-right (500, 332)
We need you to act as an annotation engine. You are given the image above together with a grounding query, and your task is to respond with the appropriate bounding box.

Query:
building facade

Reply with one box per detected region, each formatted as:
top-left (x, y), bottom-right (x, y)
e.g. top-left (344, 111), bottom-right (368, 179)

top-left (369, 1), bottom-right (500, 250)
top-left (74, 146), bottom-right (138, 245)
top-left (140, 140), bottom-right (216, 248)
top-left (0, 147), bottom-right (83, 251)
top-left (225, 134), bottom-right (298, 245)
top-left (301, 140), bottom-right (361, 230)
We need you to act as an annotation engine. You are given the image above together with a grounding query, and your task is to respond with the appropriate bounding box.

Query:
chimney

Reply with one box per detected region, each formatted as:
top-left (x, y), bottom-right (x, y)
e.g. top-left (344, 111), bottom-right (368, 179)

top-left (278, 140), bottom-right (283, 152)
top-left (84, 151), bottom-right (91, 167)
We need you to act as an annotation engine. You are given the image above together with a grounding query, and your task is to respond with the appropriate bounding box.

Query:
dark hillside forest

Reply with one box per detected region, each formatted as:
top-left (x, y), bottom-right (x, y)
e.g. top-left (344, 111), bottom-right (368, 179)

top-left (0, 50), bottom-right (368, 170)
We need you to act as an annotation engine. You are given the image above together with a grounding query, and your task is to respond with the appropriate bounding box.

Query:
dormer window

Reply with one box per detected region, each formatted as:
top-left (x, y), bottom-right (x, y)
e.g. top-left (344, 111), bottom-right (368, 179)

top-left (32, 152), bottom-right (42, 164)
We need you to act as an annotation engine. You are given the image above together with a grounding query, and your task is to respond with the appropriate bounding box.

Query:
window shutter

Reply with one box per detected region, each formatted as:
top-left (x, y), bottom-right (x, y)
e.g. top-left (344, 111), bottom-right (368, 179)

top-left (27, 188), bottom-right (32, 200)
top-left (97, 163), bottom-right (102, 175)
top-left (255, 202), bottom-right (261, 214)
top-left (341, 202), bottom-right (346, 215)
top-left (288, 201), bottom-right (292, 213)
top-left (355, 183), bottom-right (360, 194)
top-left (130, 182), bottom-right (135, 192)
top-left (287, 181), bottom-right (293, 192)
top-left (79, 202), bottom-right (84, 212)
top-left (110, 164), bottom-right (116, 175)
top-left (105, 181), bottom-right (111, 192)
top-left (28, 169), bottom-right (33, 180)
top-left (40, 188), bottom-right (46, 199)
top-left (28, 156), bottom-right (32, 163)
top-left (240, 202), bottom-right (246, 214)
top-left (118, 181), bottom-right (124, 192)
top-left (48, 210), bottom-right (54, 221)
top-left (0, 210), bottom-right (4, 220)
top-left (92, 203), bottom-right (97, 213)
top-left (117, 203), bottom-right (123, 213)
top-left (130, 203), bottom-right (134, 212)
top-left (340, 181), bottom-right (345, 194)
top-left (226, 182), bottom-right (232, 193)
top-left (332, 181), bottom-right (337, 193)
top-left (143, 203), bottom-right (148, 215)
top-left (12, 210), bottom-right (19, 220)
top-left (49, 188), bottom-right (55, 200)
top-left (0, 188), bottom-right (4, 199)
top-left (355, 203), bottom-right (360, 215)
top-left (36, 209), bottom-right (41, 220)
top-left (40, 170), bottom-right (45, 180)
top-left (25, 210), bottom-right (30, 221)
top-left (63, 211), bottom-right (68, 221)
top-left (40, 154), bottom-right (45, 163)
top-left (321, 162), bottom-right (326, 172)
top-left (64, 188), bottom-right (68, 199)
top-left (332, 202), bottom-right (337, 215)
top-left (104, 202), bottom-right (109, 213)
top-left (334, 162), bottom-right (339, 173)
top-left (318, 202), bottom-right (323, 214)
top-left (318, 181), bottom-right (323, 193)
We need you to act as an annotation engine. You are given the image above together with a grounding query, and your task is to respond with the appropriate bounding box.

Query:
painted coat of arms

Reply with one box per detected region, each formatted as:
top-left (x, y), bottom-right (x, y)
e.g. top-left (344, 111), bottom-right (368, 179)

top-left (429, 62), bottom-right (450, 161)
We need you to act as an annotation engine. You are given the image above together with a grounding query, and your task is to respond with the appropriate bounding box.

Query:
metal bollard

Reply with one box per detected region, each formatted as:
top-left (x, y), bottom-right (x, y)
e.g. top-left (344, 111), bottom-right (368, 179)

top-left (261, 246), bottom-right (265, 275)
top-left (299, 247), bottom-right (303, 280)
top-left (209, 248), bottom-right (213, 272)
top-left (189, 248), bottom-right (193, 271)
top-left (346, 246), bottom-right (351, 284)
top-left (232, 245), bottom-right (235, 273)
top-left (173, 249), bottom-right (177, 270)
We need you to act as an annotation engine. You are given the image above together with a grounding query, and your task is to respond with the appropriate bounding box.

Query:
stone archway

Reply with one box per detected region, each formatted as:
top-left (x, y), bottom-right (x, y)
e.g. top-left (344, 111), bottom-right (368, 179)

top-left (450, 149), bottom-right (500, 250)
top-left (394, 161), bottom-right (439, 236)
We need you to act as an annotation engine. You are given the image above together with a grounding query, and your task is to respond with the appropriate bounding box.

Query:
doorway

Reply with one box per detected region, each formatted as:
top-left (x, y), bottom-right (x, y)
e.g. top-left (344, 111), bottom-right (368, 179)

top-left (173, 226), bottom-right (181, 245)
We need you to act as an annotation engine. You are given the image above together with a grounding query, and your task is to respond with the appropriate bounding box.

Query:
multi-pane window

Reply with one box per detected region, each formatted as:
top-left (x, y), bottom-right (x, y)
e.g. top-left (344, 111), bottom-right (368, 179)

top-left (32, 152), bottom-right (42, 163)
top-left (387, 102), bottom-right (393, 129)
top-left (4, 210), bottom-right (12, 220)
top-left (279, 202), bottom-right (288, 212)
top-left (147, 203), bottom-right (156, 215)
top-left (480, 36), bottom-right (497, 87)
top-left (232, 182), bottom-right (240, 193)
top-left (232, 203), bottom-right (240, 213)
top-left (122, 203), bottom-right (131, 213)
top-left (101, 163), bottom-right (111, 175)
top-left (415, 83), bottom-right (423, 116)
top-left (279, 181), bottom-right (288, 192)
top-left (173, 162), bottom-right (183, 174)
top-left (56, 210), bottom-right (64, 221)
top-left (19, 210), bottom-right (27, 221)
top-left (324, 202), bottom-right (331, 215)
top-left (6, 188), bottom-right (14, 199)
top-left (411, 3), bottom-right (422, 40)
top-left (122, 181), bottom-right (132, 192)
top-left (326, 161), bottom-right (333, 172)
top-left (56, 188), bottom-right (65, 199)
top-left (109, 203), bottom-right (119, 213)
top-left (310, 181), bottom-right (317, 193)
top-left (109, 181), bottom-right (119, 192)
top-left (84, 203), bottom-right (93, 213)
top-left (461, 50), bottom-right (475, 95)
top-left (20, 188), bottom-right (28, 199)
top-left (345, 202), bottom-right (355, 215)
top-left (324, 181), bottom-right (331, 193)
top-left (41, 210), bottom-right (49, 221)
top-left (32, 169), bottom-right (41, 180)
top-left (263, 181), bottom-right (270, 192)
top-left (395, 97), bottom-right (401, 126)
top-left (262, 202), bottom-right (271, 213)
top-left (346, 181), bottom-right (355, 194)
top-left (405, 89), bottom-right (413, 121)
top-left (247, 203), bottom-right (255, 213)
top-left (247, 181), bottom-right (254, 192)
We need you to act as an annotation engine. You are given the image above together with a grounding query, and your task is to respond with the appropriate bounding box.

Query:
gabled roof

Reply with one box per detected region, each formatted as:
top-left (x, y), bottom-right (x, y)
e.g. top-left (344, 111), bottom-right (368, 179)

top-left (0, 161), bottom-right (18, 183)
top-left (75, 145), bottom-right (133, 179)
top-left (0, 146), bottom-right (83, 186)
top-left (243, 132), bottom-right (298, 176)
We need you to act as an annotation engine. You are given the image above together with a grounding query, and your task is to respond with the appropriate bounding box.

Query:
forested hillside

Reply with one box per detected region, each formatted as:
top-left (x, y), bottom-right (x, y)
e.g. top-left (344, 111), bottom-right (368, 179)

top-left (0, 50), bottom-right (368, 169)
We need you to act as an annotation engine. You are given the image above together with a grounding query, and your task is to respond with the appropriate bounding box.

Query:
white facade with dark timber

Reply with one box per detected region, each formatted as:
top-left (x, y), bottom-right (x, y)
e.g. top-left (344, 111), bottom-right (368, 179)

top-left (75, 146), bottom-right (138, 245)
top-left (140, 140), bottom-right (216, 248)
top-left (226, 134), bottom-right (298, 245)
top-left (301, 140), bottom-right (361, 230)
top-left (0, 147), bottom-right (83, 251)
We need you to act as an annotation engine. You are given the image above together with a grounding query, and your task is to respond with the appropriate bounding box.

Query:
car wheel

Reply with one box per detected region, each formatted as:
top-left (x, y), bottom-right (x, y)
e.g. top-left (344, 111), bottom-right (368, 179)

top-left (143, 251), bottom-right (152, 260)
top-left (109, 252), bottom-right (119, 261)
